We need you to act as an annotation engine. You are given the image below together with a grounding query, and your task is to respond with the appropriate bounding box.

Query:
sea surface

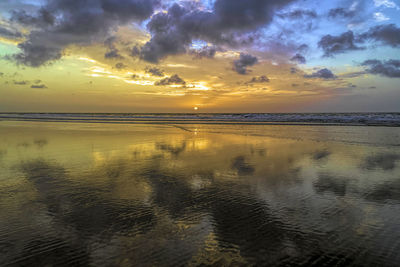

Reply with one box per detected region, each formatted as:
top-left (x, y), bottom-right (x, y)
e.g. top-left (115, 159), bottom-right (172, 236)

top-left (1, 112), bottom-right (400, 126)
top-left (0, 118), bottom-right (400, 266)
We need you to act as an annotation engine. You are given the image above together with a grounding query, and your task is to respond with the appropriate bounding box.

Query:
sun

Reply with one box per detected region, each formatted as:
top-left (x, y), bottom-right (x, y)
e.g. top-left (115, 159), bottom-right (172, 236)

top-left (194, 107), bottom-right (199, 111)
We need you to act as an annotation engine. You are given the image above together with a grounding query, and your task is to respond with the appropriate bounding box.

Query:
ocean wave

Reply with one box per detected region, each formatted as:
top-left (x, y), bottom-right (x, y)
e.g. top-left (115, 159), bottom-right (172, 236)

top-left (0, 113), bottom-right (399, 126)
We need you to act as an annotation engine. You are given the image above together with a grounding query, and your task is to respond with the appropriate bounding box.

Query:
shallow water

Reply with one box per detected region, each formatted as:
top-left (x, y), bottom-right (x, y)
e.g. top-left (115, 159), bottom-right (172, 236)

top-left (0, 121), bottom-right (400, 266)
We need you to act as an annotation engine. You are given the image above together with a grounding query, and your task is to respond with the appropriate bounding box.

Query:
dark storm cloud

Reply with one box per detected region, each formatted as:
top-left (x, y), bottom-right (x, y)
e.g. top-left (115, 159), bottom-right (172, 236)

top-left (361, 59), bottom-right (400, 78)
top-left (12, 38), bottom-right (63, 67)
top-left (278, 9), bottom-right (317, 20)
top-left (318, 31), bottom-right (363, 57)
top-left (155, 74), bottom-right (186, 86)
top-left (190, 46), bottom-right (218, 59)
top-left (139, 0), bottom-right (296, 62)
top-left (104, 36), bottom-right (124, 59)
top-left (9, 0), bottom-right (159, 67)
top-left (213, 0), bottom-right (295, 28)
top-left (11, 8), bottom-right (55, 28)
top-left (304, 68), bottom-right (337, 80)
top-left (0, 26), bottom-right (22, 39)
top-left (233, 53), bottom-right (258, 74)
top-left (290, 53), bottom-right (306, 64)
top-left (359, 24), bottom-right (400, 48)
top-left (145, 66), bottom-right (164, 77)
top-left (136, 4), bottom-right (192, 62)
top-left (321, 24), bottom-right (400, 57)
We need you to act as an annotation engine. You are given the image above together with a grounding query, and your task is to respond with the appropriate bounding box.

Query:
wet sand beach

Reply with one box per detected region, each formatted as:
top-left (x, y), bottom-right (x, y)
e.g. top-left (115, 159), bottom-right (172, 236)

top-left (0, 120), bottom-right (400, 266)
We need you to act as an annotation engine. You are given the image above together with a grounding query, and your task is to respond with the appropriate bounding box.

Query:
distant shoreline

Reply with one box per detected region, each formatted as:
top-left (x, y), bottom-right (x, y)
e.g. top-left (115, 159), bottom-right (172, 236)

top-left (1, 112), bottom-right (400, 127)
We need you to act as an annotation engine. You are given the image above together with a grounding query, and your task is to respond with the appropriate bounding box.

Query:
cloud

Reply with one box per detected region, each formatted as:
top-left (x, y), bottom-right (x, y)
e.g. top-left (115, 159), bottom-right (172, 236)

top-left (361, 59), bottom-right (400, 78)
top-left (13, 80), bottom-right (29, 85)
top-left (318, 31), bottom-right (363, 57)
top-left (213, 0), bottom-right (295, 29)
top-left (278, 9), bottom-right (317, 20)
top-left (304, 68), bottom-right (337, 79)
top-left (11, 79), bottom-right (47, 88)
top-left (155, 74), bottom-right (186, 86)
top-left (374, 12), bottom-right (389, 22)
top-left (233, 53), bottom-right (258, 74)
top-left (139, 0), bottom-right (296, 62)
top-left (327, 1), bottom-right (369, 24)
top-left (246, 75), bottom-right (270, 84)
top-left (138, 5), bottom-right (192, 62)
top-left (0, 25), bottom-right (23, 39)
top-left (115, 62), bottom-right (126, 69)
top-left (190, 46), bottom-right (218, 59)
top-left (145, 66), bottom-right (164, 77)
top-left (317, 24), bottom-right (400, 56)
top-left (290, 53), bottom-right (306, 64)
top-left (340, 71), bottom-right (367, 78)
top-left (374, 0), bottom-right (398, 9)
top-left (297, 44), bottom-right (309, 54)
top-left (12, 39), bottom-right (63, 67)
top-left (31, 84), bottom-right (47, 89)
top-left (104, 36), bottom-right (124, 59)
top-left (359, 24), bottom-right (400, 47)
top-left (11, 8), bottom-right (55, 28)
top-left (328, 8), bottom-right (355, 19)
top-left (9, 0), bottom-right (159, 67)
top-left (105, 50), bottom-right (123, 59)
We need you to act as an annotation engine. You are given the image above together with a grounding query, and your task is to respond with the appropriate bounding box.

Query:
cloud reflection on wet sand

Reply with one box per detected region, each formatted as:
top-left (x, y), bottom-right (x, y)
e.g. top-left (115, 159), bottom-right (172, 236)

top-left (0, 121), bottom-right (399, 266)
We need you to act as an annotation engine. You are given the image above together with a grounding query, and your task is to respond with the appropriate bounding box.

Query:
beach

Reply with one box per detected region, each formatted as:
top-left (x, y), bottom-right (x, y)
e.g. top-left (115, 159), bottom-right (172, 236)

top-left (0, 119), bottom-right (400, 266)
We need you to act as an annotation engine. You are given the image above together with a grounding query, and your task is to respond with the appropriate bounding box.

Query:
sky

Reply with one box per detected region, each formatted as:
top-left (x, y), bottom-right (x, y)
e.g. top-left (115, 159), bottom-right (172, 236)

top-left (0, 0), bottom-right (399, 113)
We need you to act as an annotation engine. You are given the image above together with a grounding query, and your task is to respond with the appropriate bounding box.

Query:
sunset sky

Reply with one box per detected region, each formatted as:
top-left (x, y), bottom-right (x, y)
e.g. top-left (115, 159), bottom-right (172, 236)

top-left (0, 0), bottom-right (399, 112)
